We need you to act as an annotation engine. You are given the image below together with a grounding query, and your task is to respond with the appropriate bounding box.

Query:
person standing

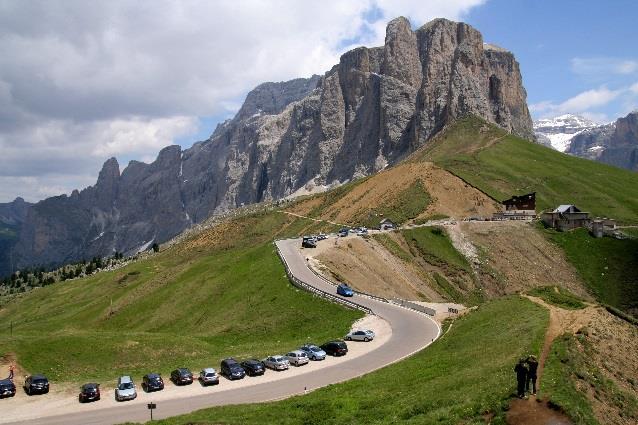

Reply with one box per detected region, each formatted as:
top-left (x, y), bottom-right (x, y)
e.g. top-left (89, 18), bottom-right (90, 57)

top-left (526, 355), bottom-right (538, 395)
top-left (8, 363), bottom-right (15, 380)
top-left (514, 358), bottom-right (528, 398)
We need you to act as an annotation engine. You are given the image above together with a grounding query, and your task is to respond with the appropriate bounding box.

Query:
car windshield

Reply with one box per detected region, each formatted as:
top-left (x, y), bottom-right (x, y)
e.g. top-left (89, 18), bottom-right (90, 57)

top-left (33, 379), bottom-right (47, 384)
top-left (205, 372), bottom-right (215, 377)
top-left (311, 346), bottom-right (321, 352)
top-left (274, 357), bottom-right (284, 362)
top-left (119, 382), bottom-right (133, 390)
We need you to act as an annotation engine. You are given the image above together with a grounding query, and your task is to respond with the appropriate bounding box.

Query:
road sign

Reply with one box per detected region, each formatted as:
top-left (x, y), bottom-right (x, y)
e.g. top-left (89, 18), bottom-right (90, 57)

top-left (148, 403), bottom-right (156, 420)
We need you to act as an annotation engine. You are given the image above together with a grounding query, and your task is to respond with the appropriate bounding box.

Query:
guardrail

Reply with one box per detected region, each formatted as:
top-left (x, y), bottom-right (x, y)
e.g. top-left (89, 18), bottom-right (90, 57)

top-left (275, 245), bottom-right (372, 315)
top-left (282, 239), bottom-right (436, 317)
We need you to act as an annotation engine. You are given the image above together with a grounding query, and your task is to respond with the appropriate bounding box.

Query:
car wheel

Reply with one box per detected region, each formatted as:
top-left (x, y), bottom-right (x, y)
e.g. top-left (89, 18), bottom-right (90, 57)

top-left (346, 336), bottom-right (351, 341)
top-left (364, 337), bottom-right (370, 342)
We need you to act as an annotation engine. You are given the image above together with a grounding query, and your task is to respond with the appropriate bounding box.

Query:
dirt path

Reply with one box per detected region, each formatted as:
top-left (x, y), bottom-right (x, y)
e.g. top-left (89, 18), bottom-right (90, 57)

top-left (506, 295), bottom-right (596, 425)
top-left (281, 211), bottom-right (347, 227)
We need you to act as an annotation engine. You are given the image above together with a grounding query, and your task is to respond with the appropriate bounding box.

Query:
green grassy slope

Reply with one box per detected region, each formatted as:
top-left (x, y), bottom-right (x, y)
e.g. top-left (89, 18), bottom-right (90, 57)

top-left (418, 116), bottom-right (638, 224)
top-left (0, 210), bottom-right (361, 382)
top-left (128, 296), bottom-right (547, 425)
top-left (542, 227), bottom-right (638, 315)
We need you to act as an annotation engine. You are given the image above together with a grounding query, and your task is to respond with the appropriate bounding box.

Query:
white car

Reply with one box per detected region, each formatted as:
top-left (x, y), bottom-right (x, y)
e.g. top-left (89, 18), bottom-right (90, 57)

top-left (262, 355), bottom-right (290, 371)
top-left (285, 350), bottom-right (309, 366)
top-left (115, 376), bottom-right (137, 401)
top-left (345, 329), bottom-right (375, 342)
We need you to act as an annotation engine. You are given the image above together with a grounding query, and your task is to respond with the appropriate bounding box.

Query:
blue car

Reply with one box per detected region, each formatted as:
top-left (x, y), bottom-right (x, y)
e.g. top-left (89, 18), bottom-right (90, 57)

top-left (337, 283), bottom-right (354, 297)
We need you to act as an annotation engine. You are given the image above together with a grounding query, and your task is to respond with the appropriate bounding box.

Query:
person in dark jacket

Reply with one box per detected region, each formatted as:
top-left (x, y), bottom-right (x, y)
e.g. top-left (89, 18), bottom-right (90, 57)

top-left (526, 355), bottom-right (538, 395)
top-left (514, 358), bottom-right (528, 398)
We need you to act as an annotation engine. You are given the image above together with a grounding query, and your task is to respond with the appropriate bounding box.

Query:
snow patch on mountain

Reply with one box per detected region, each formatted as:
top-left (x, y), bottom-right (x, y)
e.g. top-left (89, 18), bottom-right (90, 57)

top-left (533, 114), bottom-right (599, 152)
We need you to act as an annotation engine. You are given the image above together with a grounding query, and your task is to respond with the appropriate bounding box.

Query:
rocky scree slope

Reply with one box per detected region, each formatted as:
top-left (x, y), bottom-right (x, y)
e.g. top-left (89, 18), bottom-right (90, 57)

top-left (6, 17), bottom-right (533, 274)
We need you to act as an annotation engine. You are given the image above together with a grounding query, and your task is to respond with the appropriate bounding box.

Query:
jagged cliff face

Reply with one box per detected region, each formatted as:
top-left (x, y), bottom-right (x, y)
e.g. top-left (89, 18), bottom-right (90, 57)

top-left (567, 111), bottom-right (638, 171)
top-left (7, 17), bottom-right (533, 273)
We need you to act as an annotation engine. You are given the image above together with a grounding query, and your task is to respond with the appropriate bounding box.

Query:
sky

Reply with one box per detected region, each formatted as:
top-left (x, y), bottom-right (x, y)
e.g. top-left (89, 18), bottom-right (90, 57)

top-left (0, 0), bottom-right (636, 203)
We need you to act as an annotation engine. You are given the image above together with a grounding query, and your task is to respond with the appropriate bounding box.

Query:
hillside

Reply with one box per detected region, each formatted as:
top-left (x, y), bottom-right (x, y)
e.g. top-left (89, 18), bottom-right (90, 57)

top-left (418, 116), bottom-right (638, 224)
top-left (0, 209), bottom-right (360, 383)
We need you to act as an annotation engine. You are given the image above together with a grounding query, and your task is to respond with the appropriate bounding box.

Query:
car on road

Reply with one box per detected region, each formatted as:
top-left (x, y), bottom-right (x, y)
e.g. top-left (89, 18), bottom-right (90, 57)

top-left (142, 373), bottom-right (165, 392)
top-left (220, 358), bottom-right (246, 380)
top-left (285, 350), bottom-right (309, 366)
top-left (0, 379), bottom-right (16, 398)
top-left (345, 329), bottom-right (375, 342)
top-left (317, 233), bottom-right (327, 240)
top-left (356, 227), bottom-right (368, 236)
top-left (321, 340), bottom-right (349, 357)
top-left (115, 376), bottom-right (137, 402)
top-left (23, 375), bottom-right (49, 395)
top-left (338, 228), bottom-right (349, 237)
top-left (302, 236), bottom-right (317, 248)
top-left (337, 283), bottom-right (354, 297)
top-left (299, 344), bottom-right (326, 361)
top-left (262, 355), bottom-right (290, 371)
top-left (241, 359), bottom-right (265, 377)
top-left (78, 383), bottom-right (100, 403)
top-left (171, 368), bottom-right (194, 385)
top-left (198, 368), bottom-right (220, 386)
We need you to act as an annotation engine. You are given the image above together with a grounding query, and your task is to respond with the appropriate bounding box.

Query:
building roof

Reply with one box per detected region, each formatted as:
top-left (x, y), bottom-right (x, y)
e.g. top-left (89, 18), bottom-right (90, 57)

top-left (553, 204), bottom-right (581, 213)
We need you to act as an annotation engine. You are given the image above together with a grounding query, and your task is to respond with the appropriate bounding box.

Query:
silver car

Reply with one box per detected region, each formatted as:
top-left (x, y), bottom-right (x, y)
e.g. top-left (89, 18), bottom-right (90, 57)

top-left (345, 329), bottom-right (375, 342)
top-left (262, 355), bottom-right (290, 371)
top-left (199, 368), bottom-right (220, 386)
top-left (300, 344), bottom-right (326, 361)
top-left (285, 350), bottom-right (309, 366)
top-left (115, 376), bottom-right (137, 401)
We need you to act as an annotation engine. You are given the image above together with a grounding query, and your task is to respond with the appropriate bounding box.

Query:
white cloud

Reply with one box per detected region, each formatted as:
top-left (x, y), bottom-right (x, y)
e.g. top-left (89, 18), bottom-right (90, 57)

top-left (631, 82), bottom-right (638, 94)
top-left (571, 57), bottom-right (638, 77)
top-left (0, 0), bottom-right (486, 202)
top-left (530, 86), bottom-right (622, 121)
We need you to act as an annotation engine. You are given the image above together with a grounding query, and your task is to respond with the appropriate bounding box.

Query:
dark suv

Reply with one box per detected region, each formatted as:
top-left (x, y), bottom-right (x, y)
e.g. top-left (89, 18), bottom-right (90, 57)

top-left (78, 383), bottom-right (100, 403)
top-left (241, 359), bottom-right (265, 377)
top-left (170, 368), bottom-right (193, 386)
top-left (320, 340), bottom-right (348, 357)
top-left (142, 373), bottom-right (165, 392)
top-left (24, 375), bottom-right (49, 395)
top-left (0, 379), bottom-right (16, 398)
top-left (220, 358), bottom-right (246, 380)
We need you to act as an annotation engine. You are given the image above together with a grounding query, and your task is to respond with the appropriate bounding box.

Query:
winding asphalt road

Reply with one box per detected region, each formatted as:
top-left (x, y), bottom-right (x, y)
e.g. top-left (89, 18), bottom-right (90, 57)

top-left (6, 238), bottom-right (440, 425)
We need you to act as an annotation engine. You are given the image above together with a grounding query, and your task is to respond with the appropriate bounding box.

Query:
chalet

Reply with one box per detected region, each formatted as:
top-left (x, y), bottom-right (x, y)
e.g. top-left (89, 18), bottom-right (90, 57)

top-left (541, 205), bottom-right (591, 231)
top-left (379, 218), bottom-right (396, 230)
top-left (493, 192), bottom-right (536, 220)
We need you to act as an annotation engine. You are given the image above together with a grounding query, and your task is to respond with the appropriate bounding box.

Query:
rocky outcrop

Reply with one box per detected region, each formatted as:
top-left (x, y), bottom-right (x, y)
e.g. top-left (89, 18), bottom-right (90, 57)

top-left (6, 17), bottom-right (534, 273)
top-left (568, 111), bottom-right (638, 170)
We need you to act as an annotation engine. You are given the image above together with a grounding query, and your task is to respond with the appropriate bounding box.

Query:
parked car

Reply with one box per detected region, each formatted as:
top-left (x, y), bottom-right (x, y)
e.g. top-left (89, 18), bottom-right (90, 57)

top-left (321, 340), bottom-right (349, 357)
top-left (317, 233), bottom-right (328, 240)
top-left (171, 368), bottom-right (194, 385)
top-left (23, 375), bottom-right (49, 395)
top-left (302, 236), bottom-right (317, 248)
top-left (356, 227), bottom-right (368, 236)
top-left (337, 283), bottom-right (354, 297)
top-left (78, 383), bottom-right (100, 403)
top-left (220, 358), bottom-right (246, 380)
top-left (345, 329), bottom-right (375, 342)
top-left (241, 359), bottom-right (265, 377)
top-left (142, 373), bottom-right (164, 392)
top-left (262, 355), bottom-right (290, 371)
top-left (338, 228), bottom-right (349, 237)
top-left (115, 376), bottom-right (137, 401)
top-left (198, 368), bottom-right (220, 386)
top-left (0, 379), bottom-right (16, 398)
top-left (299, 344), bottom-right (326, 361)
top-left (285, 350), bottom-right (309, 366)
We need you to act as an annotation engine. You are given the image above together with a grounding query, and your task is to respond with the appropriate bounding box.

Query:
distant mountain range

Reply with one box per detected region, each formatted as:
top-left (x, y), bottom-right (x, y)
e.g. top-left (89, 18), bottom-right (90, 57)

top-left (0, 17), bottom-right (534, 276)
top-left (534, 111), bottom-right (638, 171)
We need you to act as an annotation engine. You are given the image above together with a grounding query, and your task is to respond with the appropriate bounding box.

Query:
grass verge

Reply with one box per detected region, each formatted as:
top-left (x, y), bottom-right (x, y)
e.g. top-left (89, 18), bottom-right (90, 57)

top-left (528, 286), bottom-right (586, 310)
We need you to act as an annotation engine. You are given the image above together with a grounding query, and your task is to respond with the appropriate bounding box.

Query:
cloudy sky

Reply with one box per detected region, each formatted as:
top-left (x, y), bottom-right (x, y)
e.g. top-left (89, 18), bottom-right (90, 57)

top-left (1, 0), bottom-right (636, 202)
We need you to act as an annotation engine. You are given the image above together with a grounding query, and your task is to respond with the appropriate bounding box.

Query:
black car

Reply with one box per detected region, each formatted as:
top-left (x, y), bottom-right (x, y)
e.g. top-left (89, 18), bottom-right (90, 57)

top-left (142, 373), bottom-right (165, 392)
top-left (170, 368), bottom-right (193, 385)
top-left (320, 340), bottom-right (348, 357)
top-left (0, 379), bottom-right (16, 398)
top-left (24, 374), bottom-right (49, 395)
top-left (78, 383), bottom-right (100, 403)
top-left (241, 359), bottom-right (265, 377)
top-left (220, 358), bottom-right (246, 380)
top-left (301, 236), bottom-right (317, 248)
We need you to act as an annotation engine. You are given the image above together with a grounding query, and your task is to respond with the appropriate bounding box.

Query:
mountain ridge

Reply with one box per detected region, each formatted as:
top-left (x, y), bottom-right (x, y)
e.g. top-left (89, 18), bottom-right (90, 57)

top-left (3, 16), bottom-right (534, 276)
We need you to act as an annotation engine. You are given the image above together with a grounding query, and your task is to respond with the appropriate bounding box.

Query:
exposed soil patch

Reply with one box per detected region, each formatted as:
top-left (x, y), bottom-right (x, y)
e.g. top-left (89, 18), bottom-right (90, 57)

top-left (507, 398), bottom-right (572, 425)
top-left (461, 222), bottom-right (589, 299)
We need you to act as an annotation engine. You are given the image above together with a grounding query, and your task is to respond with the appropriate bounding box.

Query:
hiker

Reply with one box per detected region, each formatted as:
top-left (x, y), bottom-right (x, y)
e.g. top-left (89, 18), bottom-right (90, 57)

top-left (514, 358), bottom-right (528, 398)
top-left (526, 355), bottom-right (539, 395)
top-left (8, 363), bottom-right (15, 380)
